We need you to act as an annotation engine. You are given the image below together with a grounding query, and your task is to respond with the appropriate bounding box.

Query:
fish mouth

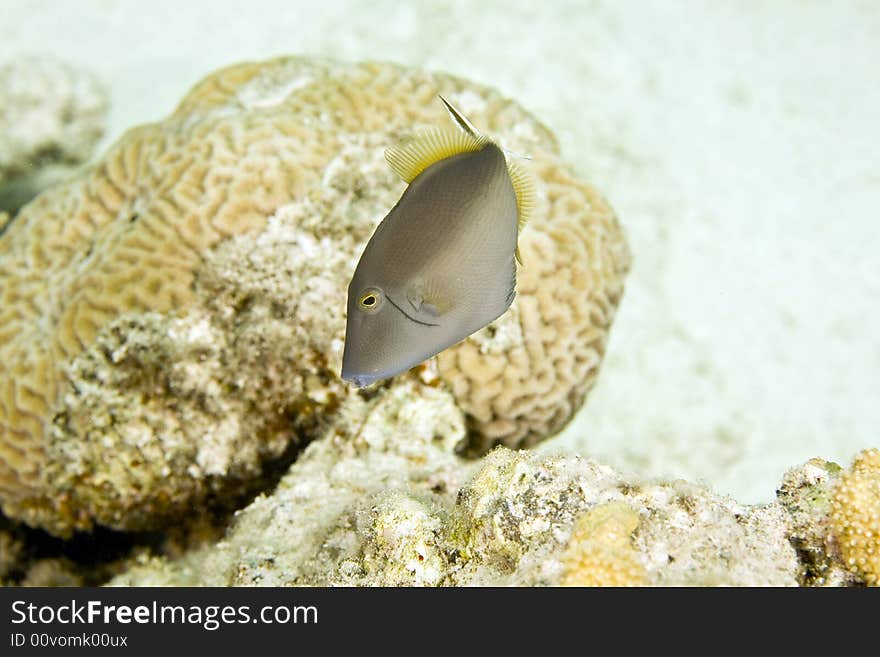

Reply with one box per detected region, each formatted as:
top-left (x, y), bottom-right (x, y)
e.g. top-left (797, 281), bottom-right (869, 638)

top-left (340, 293), bottom-right (438, 388)
top-left (340, 359), bottom-right (382, 387)
top-left (341, 370), bottom-right (379, 388)
top-left (385, 294), bottom-right (439, 327)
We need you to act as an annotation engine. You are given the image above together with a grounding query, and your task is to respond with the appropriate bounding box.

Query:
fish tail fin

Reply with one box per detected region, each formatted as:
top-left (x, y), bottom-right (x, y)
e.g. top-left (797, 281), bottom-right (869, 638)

top-left (437, 96), bottom-right (535, 266)
top-left (503, 147), bottom-right (533, 161)
top-left (506, 158), bottom-right (535, 266)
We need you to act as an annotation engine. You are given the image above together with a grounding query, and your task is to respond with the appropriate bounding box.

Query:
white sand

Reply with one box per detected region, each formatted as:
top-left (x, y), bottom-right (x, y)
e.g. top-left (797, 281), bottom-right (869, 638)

top-left (2, 1), bottom-right (877, 503)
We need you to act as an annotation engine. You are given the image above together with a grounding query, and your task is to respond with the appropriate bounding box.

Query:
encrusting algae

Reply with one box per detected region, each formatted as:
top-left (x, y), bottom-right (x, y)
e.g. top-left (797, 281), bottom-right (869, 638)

top-left (0, 57), bottom-right (630, 536)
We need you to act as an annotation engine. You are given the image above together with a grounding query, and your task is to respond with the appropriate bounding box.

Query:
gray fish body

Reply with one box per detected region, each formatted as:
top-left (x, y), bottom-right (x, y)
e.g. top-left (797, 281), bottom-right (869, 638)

top-left (342, 143), bottom-right (518, 387)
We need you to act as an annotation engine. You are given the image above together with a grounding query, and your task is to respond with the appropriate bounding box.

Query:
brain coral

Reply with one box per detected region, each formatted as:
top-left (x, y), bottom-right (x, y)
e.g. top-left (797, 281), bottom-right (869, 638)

top-left (830, 448), bottom-right (880, 585)
top-left (0, 57), bottom-right (629, 535)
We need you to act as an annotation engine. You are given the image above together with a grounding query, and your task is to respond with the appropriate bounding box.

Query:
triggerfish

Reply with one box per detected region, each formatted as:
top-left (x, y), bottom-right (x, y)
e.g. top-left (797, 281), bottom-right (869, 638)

top-left (341, 96), bottom-right (534, 387)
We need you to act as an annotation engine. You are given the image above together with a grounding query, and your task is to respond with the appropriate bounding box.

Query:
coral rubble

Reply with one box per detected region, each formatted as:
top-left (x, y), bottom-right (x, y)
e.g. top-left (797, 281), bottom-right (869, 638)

top-left (113, 381), bottom-right (861, 587)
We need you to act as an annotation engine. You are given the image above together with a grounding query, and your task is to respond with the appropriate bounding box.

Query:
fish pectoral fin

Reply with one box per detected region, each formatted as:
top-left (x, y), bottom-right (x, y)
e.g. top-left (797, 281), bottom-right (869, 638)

top-left (420, 301), bottom-right (442, 317)
top-left (385, 127), bottom-right (489, 183)
top-left (406, 287), bottom-right (446, 319)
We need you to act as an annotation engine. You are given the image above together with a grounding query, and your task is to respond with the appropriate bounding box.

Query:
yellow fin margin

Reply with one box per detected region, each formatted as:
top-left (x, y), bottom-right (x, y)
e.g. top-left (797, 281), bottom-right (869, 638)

top-left (507, 158), bottom-right (535, 265)
top-left (385, 127), bottom-right (489, 183)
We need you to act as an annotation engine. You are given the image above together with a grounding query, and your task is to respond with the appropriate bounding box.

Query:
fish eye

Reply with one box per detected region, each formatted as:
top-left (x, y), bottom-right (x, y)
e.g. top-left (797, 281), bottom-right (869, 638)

top-left (357, 287), bottom-right (384, 314)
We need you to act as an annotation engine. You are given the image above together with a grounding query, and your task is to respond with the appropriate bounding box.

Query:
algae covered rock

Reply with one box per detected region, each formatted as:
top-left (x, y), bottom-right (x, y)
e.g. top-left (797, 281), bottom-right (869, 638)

top-left (113, 380), bottom-right (471, 586)
top-left (0, 57), bottom-right (629, 536)
top-left (775, 457), bottom-right (856, 586)
top-left (112, 380), bottom-right (836, 587)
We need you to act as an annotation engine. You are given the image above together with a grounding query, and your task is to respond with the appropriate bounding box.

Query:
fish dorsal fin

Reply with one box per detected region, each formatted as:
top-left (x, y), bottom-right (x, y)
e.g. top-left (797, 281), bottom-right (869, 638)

top-left (386, 95), bottom-right (536, 265)
top-left (506, 158), bottom-right (535, 265)
top-left (385, 95), bottom-right (490, 183)
top-left (440, 95), bottom-right (536, 265)
top-left (439, 95), bottom-right (481, 137)
top-left (385, 126), bottom-right (488, 183)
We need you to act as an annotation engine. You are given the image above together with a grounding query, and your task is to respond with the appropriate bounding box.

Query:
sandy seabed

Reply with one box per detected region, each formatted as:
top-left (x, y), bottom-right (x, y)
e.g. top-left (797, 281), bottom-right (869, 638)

top-left (1, 0), bottom-right (877, 504)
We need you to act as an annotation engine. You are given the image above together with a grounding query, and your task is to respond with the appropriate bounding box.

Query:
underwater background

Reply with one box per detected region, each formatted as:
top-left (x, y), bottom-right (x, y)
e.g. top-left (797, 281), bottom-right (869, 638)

top-left (0, 0), bottom-right (876, 512)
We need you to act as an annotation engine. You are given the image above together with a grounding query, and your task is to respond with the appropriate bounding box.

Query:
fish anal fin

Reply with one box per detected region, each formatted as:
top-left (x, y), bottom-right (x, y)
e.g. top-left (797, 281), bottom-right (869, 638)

top-left (385, 127), bottom-right (488, 183)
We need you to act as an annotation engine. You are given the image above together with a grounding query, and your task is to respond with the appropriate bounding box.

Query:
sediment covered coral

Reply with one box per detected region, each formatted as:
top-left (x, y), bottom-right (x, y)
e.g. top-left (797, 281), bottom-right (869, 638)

top-left (0, 57), bottom-right (107, 214)
top-left (114, 380), bottom-right (471, 586)
top-left (0, 57), bottom-right (629, 535)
